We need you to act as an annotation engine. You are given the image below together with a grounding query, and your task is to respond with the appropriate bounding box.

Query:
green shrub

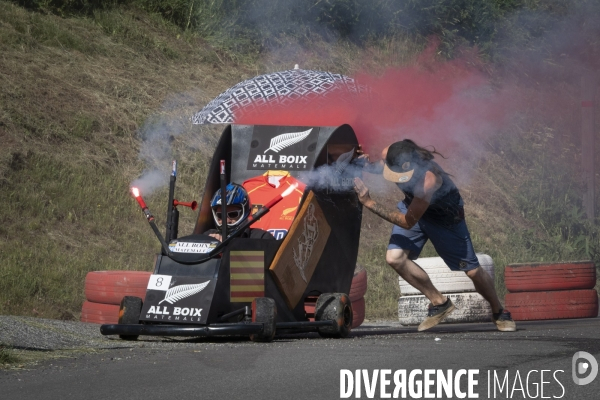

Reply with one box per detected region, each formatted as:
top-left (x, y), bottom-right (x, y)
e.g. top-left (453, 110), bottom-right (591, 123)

top-left (10, 0), bottom-right (594, 60)
top-left (491, 126), bottom-right (600, 266)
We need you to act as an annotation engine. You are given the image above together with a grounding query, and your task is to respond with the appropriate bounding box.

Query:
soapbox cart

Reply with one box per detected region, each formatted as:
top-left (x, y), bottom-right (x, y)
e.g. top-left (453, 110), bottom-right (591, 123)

top-left (100, 124), bottom-right (363, 341)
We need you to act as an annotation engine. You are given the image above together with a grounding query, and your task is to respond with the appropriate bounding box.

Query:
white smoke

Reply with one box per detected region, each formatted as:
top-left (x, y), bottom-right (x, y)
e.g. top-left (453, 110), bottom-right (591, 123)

top-left (132, 92), bottom-right (214, 196)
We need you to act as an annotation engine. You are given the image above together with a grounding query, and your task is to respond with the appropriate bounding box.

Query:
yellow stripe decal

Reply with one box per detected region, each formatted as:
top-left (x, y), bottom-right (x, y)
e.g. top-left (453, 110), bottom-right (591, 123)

top-left (231, 273), bottom-right (264, 280)
top-left (230, 285), bottom-right (264, 291)
top-left (230, 262), bottom-right (264, 268)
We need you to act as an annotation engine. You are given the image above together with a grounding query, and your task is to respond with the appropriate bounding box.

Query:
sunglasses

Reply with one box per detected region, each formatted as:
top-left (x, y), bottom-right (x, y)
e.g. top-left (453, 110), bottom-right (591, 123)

top-left (215, 209), bottom-right (243, 220)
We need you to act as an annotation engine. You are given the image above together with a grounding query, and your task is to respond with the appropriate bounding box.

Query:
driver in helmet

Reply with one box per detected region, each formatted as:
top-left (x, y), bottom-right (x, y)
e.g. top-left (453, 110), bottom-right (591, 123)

top-left (204, 183), bottom-right (275, 242)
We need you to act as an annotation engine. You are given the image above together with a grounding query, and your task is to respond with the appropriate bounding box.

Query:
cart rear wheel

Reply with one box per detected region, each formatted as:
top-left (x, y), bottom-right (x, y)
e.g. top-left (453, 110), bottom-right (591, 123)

top-left (250, 297), bottom-right (277, 342)
top-left (118, 296), bottom-right (143, 341)
top-left (315, 293), bottom-right (352, 338)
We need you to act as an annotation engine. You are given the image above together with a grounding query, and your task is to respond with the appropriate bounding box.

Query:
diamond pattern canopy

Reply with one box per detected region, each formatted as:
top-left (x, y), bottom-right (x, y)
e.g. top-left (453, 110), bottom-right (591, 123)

top-left (192, 69), bottom-right (360, 125)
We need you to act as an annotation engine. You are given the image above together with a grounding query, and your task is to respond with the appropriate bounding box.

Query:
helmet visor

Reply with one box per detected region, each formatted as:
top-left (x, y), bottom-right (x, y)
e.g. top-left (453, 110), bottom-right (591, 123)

top-left (212, 205), bottom-right (245, 227)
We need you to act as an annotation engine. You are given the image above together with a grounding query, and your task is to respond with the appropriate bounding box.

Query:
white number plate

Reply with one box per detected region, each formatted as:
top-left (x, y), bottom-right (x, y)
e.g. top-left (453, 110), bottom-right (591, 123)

top-left (147, 275), bottom-right (172, 291)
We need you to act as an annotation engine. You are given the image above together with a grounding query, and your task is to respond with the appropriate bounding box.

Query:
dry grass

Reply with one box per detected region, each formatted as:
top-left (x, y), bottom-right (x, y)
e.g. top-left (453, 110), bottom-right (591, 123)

top-left (0, 2), bottom-right (245, 318)
top-left (0, 344), bottom-right (20, 365)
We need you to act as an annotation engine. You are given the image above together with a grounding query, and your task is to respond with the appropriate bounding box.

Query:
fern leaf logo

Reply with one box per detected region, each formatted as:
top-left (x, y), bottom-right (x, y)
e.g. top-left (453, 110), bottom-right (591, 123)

top-left (158, 281), bottom-right (210, 305)
top-left (264, 129), bottom-right (312, 153)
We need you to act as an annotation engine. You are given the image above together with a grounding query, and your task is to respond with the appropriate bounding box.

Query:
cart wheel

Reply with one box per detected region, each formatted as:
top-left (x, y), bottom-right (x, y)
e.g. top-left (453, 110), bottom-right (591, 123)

top-left (250, 297), bottom-right (277, 342)
top-left (315, 293), bottom-right (353, 338)
top-left (118, 296), bottom-right (142, 341)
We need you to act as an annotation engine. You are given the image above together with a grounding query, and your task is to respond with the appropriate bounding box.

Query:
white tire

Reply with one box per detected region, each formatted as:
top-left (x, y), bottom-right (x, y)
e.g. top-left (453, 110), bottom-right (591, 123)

top-left (398, 292), bottom-right (492, 325)
top-left (398, 253), bottom-right (494, 295)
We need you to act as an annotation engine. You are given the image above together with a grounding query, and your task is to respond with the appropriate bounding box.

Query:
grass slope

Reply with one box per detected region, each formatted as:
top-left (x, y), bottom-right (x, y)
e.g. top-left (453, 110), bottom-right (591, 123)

top-left (1, 2), bottom-right (597, 321)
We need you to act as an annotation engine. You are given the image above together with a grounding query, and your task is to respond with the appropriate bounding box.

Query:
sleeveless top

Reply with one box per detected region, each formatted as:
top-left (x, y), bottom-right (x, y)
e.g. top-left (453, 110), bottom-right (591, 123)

top-left (399, 162), bottom-right (465, 226)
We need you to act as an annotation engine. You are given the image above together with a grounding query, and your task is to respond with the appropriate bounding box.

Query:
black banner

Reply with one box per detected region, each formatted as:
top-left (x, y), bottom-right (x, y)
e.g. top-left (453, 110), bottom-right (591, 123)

top-left (246, 126), bottom-right (320, 171)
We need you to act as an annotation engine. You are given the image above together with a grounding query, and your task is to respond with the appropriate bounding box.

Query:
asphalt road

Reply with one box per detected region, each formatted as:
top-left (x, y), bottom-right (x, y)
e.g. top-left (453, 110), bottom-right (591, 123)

top-left (1, 317), bottom-right (599, 400)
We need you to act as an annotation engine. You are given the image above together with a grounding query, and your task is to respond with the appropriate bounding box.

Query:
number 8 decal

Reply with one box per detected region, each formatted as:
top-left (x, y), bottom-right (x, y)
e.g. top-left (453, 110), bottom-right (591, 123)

top-left (147, 275), bottom-right (171, 291)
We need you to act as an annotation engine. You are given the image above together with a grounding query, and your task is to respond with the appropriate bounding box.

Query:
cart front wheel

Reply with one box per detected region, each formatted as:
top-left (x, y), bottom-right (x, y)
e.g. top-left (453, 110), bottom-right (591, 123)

top-left (250, 297), bottom-right (277, 342)
top-left (118, 296), bottom-right (143, 341)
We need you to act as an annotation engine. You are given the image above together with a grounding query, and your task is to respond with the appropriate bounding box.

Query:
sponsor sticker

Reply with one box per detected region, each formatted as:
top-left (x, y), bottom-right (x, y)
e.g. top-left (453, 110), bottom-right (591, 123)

top-left (247, 126), bottom-right (319, 171)
top-left (169, 241), bottom-right (218, 253)
top-left (142, 276), bottom-right (216, 324)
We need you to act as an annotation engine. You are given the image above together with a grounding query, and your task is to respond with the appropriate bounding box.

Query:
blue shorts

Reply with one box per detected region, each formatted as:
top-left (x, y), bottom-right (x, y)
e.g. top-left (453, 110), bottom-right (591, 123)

top-left (387, 201), bottom-right (479, 271)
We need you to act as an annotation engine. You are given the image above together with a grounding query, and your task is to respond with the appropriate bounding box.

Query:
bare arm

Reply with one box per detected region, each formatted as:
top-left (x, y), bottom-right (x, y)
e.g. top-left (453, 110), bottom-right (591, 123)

top-left (353, 172), bottom-right (440, 229)
top-left (366, 199), bottom-right (422, 229)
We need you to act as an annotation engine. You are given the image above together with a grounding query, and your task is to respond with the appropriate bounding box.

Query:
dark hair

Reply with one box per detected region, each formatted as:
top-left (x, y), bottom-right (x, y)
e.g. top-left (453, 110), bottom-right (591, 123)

top-left (385, 139), bottom-right (448, 177)
top-left (400, 139), bottom-right (446, 161)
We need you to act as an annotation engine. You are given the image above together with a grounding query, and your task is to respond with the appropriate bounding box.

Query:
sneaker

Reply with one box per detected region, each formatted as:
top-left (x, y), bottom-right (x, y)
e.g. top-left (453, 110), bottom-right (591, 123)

top-left (417, 298), bottom-right (455, 331)
top-left (493, 309), bottom-right (517, 332)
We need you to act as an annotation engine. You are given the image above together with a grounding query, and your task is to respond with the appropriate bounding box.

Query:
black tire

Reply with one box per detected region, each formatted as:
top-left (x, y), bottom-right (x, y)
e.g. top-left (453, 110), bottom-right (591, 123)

top-left (250, 297), bottom-right (277, 342)
top-left (315, 293), bottom-right (353, 338)
top-left (118, 296), bottom-right (142, 341)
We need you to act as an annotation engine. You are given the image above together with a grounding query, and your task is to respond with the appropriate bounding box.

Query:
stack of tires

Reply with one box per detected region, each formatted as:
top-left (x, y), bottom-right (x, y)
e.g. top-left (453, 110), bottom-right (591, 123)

top-left (349, 265), bottom-right (367, 328)
top-left (504, 261), bottom-right (598, 321)
top-left (397, 254), bottom-right (494, 325)
top-left (80, 271), bottom-right (152, 324)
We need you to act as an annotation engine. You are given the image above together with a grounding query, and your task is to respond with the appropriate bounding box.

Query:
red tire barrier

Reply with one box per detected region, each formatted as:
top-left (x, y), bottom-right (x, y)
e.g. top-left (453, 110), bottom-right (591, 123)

top-left (304, 296), bottom-right (317, 321)
top-left (505, 289), bottom-right (599, 321)
top-left (349, 268), bottom-right (367, 302)
top-left (85, 271), bottom-right (151, 305)
top-left (351, 297), bottom-right (365, 328)
top-left (505, 261), bottom-right (596, 292)
top-left (80, 301), bottom-right (120, 324)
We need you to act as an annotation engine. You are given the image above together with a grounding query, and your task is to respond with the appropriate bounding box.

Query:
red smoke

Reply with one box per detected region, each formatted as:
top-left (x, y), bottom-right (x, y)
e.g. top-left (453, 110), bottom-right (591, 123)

top-left (234, 43), bottom-right (515, 160)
